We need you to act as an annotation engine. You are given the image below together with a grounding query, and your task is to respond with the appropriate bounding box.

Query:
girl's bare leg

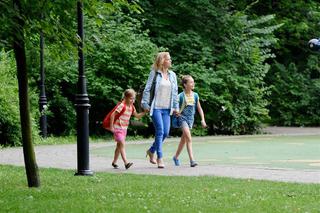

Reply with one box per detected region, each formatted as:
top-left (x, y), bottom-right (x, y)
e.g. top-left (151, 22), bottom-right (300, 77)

top-left (112, 143), bottom-right (121, 164)
top-left (118, 140), bottom-right (128, 165)
top-left (182, 126), bottom-right (194, 161)
top-left (174, 133), bottom-right (186, 158)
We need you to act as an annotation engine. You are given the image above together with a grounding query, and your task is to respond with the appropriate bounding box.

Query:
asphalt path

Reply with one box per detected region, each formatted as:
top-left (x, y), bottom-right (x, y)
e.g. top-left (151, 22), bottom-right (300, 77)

top-left (1, 127), bottom-right (320, 184)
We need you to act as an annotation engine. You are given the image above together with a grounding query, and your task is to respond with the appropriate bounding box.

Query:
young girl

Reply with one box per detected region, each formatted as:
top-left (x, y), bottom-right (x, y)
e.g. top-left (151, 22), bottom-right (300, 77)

top-left (110, 89), bottom-right (145, 169)
top-left (172, 75), bottom-right (207, 167)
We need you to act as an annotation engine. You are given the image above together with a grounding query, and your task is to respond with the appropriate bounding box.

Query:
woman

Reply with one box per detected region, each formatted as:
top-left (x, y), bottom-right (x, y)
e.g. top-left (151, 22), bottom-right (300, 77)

top-left (141, 52), bottom-right (179, 168)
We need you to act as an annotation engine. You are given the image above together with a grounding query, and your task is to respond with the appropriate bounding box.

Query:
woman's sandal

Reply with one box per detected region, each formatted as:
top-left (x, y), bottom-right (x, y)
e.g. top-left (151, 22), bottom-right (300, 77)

top-left (157, 164), bottom-right (165, 169)
top-left (125, 162), bottom-right (133, 170)
top-left (112, 163), bottom-right (119, 169)
top-left (157, 158), bottom-right (165, 169)
top-left (146, 150), bottom-right (157, 164)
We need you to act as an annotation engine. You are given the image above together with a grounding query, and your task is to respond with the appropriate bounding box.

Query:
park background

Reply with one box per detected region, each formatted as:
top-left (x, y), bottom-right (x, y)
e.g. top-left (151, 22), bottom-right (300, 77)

top-left (1, 0), bottom-right (320, 147)
top-left (1, 1), bottom-right (320, 212)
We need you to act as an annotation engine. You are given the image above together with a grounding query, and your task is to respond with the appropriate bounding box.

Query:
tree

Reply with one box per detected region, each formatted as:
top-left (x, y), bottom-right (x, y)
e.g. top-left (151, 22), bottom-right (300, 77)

top-left (234, 0), bottom-right (320, 126)
top-left (136, 0), bottom-right (280, 134)
top-left (0, 0), bottom-right (136, 187)
top-left (0, 0), bottom-right (42, 187)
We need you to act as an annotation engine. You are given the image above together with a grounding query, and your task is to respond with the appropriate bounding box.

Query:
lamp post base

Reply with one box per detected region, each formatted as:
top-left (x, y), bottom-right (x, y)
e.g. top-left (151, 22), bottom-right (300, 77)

top-left (74, 170), bottom-right (94, 176)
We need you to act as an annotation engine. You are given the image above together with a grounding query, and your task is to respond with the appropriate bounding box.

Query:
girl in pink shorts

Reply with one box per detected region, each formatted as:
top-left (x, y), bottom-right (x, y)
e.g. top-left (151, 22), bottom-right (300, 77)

top-left (109, 89), bottom-right (146, 169)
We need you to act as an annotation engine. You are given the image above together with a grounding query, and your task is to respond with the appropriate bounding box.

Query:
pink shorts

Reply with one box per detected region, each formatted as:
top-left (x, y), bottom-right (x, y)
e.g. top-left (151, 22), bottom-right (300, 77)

top-left (113, 128), bottom-right (127, 142)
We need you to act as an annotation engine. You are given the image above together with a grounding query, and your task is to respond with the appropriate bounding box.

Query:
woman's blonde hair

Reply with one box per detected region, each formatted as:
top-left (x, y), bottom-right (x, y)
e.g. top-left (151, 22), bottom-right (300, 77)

top-left (152, 52), bottom-right (170, 71)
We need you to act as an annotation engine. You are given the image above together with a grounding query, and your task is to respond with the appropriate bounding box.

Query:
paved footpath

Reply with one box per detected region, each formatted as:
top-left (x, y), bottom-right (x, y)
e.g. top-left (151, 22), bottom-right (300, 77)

top-left (1, 127), bottom-right (320, 184)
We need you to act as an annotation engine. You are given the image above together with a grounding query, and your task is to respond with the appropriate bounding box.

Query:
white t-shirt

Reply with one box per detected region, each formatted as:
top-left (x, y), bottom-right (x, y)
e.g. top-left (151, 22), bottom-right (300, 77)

top-left (154, 78), bottom-right (171, 109)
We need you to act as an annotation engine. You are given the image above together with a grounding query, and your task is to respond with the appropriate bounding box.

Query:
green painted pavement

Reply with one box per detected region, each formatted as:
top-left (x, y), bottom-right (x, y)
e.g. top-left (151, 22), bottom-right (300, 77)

top-left (92, 135), bottom-right (320, 170)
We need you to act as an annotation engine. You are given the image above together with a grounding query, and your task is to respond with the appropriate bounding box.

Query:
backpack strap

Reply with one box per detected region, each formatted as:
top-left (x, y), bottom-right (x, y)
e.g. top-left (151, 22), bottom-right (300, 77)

top-left (117, 102), bottom-right (136, 118)
top-left (114, 101), bottom-right (127, 120)
top-left (131, 104), bottom-right (136, 114)
top-left (193, 92), bottom-right (199, 113)
top-left (149, 70), bottom-right (159, 105)
top-left (179, 92), bottom-right (186, 113)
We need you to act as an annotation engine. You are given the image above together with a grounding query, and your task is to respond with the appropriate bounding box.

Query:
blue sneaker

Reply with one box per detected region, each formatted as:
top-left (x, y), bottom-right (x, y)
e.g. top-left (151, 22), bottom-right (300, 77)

top-left (173, 156), bottom-right (180, 166)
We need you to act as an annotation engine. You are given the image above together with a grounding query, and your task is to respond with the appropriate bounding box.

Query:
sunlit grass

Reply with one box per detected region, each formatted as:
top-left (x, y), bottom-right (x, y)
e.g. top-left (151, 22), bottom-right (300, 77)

top-left (1, 165), bottom-right (319, 213)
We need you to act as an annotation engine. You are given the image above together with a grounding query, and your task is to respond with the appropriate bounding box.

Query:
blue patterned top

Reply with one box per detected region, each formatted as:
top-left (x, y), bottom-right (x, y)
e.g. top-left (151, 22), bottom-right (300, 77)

top-left (175, 92), bottom-right (199, 129)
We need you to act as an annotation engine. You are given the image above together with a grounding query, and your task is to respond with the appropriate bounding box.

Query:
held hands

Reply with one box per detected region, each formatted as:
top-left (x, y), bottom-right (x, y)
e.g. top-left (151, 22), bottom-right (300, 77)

top-left (173, 109), bottom-right (180, 116)
top-left (144, 108), bottom-right (150, 113)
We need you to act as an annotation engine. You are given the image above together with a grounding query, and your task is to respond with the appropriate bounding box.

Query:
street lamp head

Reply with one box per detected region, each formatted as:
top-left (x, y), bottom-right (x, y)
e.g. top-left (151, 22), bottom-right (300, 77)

top-left (308, 38), bottom-right (320, 52)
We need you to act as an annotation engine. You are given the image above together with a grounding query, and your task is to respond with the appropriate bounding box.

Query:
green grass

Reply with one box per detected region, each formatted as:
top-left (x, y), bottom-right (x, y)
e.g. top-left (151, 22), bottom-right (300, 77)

top-left (92, 135), bottom-right (320, 170)
top-left (1, 165), bottom-right (319, 213)
top-left (35, 134), bottom-right (146, 146)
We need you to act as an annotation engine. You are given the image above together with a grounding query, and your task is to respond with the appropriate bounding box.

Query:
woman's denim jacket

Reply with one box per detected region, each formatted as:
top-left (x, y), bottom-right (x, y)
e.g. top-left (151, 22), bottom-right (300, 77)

top-left (141, 69), bottom-right (179, 116)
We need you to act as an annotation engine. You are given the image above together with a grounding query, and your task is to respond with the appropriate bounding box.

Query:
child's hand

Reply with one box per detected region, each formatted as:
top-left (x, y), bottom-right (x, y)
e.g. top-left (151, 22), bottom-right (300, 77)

top-left (201, 120), bottom-right (207, 128)
top-left (144, 108), bottom-right (150, 113)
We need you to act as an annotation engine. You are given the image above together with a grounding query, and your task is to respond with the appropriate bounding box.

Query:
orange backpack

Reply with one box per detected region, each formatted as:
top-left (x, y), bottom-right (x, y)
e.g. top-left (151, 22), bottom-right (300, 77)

top-left (102, 102), bottom-right (134, 131)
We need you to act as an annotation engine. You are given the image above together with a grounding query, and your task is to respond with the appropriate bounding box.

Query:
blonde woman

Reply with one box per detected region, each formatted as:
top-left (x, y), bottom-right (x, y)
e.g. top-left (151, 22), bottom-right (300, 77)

top-left (141, 52), bottom-right (179, 168)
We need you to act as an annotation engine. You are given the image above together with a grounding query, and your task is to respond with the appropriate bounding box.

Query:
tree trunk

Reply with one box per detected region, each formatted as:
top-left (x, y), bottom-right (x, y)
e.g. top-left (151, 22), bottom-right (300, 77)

top-left (13, 40), bottom-right (41, 187)
top-left (13, 0), bottom-right (40, 188)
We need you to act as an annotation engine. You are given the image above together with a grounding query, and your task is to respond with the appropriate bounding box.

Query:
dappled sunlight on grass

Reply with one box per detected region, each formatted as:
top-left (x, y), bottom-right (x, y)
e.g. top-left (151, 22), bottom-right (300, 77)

top-left (1, 165), bottom-right (320, 212)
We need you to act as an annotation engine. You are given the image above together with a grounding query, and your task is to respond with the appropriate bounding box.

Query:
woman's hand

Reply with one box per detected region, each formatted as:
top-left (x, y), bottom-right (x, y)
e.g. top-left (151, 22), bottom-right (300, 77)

top-left (201, 120), bottom-right (207, 128)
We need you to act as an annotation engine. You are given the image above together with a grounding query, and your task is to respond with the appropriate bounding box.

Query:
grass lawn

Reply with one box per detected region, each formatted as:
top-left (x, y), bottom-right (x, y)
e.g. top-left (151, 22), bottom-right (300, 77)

top-left (1, 164), bottom-right (319, 213)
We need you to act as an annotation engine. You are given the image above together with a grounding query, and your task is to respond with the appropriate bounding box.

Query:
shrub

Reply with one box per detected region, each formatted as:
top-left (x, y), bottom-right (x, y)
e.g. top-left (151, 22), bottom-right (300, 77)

top-left (0, 50), bottom-right (21, 146)
top-left (0, 50), bottom-right (40, 146)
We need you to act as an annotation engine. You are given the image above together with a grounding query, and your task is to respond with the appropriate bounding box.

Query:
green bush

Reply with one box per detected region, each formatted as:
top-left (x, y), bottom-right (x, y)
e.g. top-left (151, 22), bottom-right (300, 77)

top-left (85, 12), bottom-right (157, 135)
top-left (135, 1), bottom-right (281, 134)
top-left (267, 61), bottom-right (320, 126)
top-left (0, 50), bottom-right (21, 146)
top-left (27, 11), bottom-right (157, 136)
top-left (235, 0), bottom-right (320, 126)
top-left (0, 50), bottom-right (40, 146)
top-left (166, 14), bottom-right (278, 134)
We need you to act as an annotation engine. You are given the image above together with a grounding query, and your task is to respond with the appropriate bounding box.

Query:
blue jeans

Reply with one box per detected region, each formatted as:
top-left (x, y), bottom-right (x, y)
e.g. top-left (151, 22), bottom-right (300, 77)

top-left (149, 109), bottom-right (171, 159)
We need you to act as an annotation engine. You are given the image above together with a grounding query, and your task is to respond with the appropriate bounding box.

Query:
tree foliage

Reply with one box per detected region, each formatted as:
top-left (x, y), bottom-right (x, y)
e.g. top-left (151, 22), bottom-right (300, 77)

top-left (0, 50), bottom-right (21, 146)
top-left (1, 0), bottom-right (320, 144)
top-left (0, 0), bottom-right (140, 187)
top-left (235, 0), bottom-right (320, 126)
top-left (25, 9), bottom-right (157, 136)
top-left (136, 0), bottom-right (280, 134)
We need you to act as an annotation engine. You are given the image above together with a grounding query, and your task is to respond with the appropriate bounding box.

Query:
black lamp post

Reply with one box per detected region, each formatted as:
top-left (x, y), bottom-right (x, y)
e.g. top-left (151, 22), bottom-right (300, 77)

top-left (75, 0), bottom-right (93, 176)
top-left (39, 31), bottom-right (47, 138)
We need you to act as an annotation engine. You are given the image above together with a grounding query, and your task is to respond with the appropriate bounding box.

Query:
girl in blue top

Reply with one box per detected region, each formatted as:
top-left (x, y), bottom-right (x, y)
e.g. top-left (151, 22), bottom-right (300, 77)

top-left (173, 75), bottom-right (207, 167)
top-left (141, 52), bottom-right (179, 168)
